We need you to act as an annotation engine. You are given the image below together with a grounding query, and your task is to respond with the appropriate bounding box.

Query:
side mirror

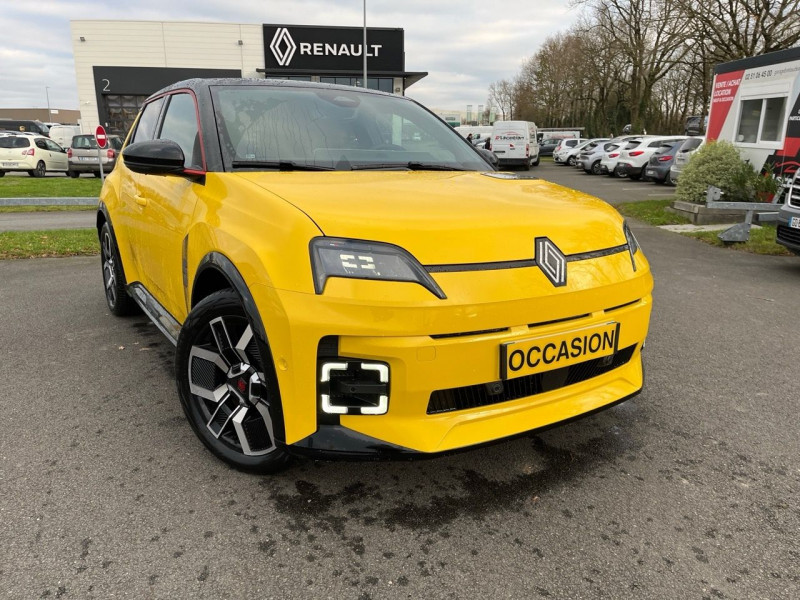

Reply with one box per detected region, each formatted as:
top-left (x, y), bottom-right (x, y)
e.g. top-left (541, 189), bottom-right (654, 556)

top-left (478, 148), bottom-right (499, 168)
top-left (122, 139), bottom-right (185, 175)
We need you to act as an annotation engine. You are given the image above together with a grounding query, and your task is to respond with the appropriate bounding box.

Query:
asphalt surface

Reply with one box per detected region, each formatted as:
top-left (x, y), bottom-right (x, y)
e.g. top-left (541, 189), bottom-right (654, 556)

top-left (1, 163), bottom-right (799, 599)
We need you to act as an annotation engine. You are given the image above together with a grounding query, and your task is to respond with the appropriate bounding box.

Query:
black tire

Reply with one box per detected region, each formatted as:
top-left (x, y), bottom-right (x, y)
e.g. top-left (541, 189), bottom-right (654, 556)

top-left (176, 290), bottom-right (290, 474)
top-left (591, 161), bottom-right (602, 175)
top-left (68, 170), bottom-right (80, 179)
top-left (567, 156), bottom-right (576, 166)
top-left (99, 222), bottom-right (136, 316)
top-left (32, 161), bottom-right (46, 178)
top-left (0, 170), bottom-right (5, 177)
top-left (531, 156), bottom-right (540, 167)
top-left (664, 171), bottom-right (672, 185)
top-left (629, 172), bottom-right (641, 181)
top-left (93, 172), bottom-right (102, 178)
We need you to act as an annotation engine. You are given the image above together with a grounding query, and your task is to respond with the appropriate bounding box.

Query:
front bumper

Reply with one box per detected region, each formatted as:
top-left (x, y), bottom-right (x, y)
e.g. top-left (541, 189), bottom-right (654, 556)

top-left (776, 206), bottom-right (800, 255)
top-left (252, 250), bottom-right (653, 455)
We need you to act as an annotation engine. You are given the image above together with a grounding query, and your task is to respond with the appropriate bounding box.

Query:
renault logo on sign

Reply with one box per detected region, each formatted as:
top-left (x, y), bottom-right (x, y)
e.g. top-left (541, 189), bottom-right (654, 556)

top-left (535, 237), bottom-right (567, 287)
top-left (270, 27), bottom-right (297, 66)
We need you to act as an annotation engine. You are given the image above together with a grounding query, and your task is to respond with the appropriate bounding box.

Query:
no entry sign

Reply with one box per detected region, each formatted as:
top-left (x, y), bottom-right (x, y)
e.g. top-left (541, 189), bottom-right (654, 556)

top-left (95, 125), bottom-right (108, 149)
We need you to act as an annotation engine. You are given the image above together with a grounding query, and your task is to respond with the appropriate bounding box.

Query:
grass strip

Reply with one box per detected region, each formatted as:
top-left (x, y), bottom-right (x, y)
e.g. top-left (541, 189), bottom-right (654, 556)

top-left (684, 226), bottom-right (791, 256)
top-left (618, 198), bottom-right (791, 255)
top-left (0, 177), bottom-right (102, 198)
top-left (0, 205), bottom-right (95, 213)
top-left (0, 229), bottom-right (99, 259)
top-left (617, 199), bottom-right (691, 226)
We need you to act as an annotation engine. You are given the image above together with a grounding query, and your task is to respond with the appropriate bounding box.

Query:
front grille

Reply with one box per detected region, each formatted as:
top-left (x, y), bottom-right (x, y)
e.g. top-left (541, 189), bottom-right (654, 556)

top-left (777, 225), bottom-right (800, 246)
top-left (789, 188), bottom-right (800, 208)
top-left (426, 345), bottom-right (637, 414)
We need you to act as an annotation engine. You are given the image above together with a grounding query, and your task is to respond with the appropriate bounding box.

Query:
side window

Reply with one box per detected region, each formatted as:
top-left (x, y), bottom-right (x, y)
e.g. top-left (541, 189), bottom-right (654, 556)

top-left (158, 93), bottom-right (201, 168)
top-left (45, 139), bottom-right (62, 152)
top-left (35, 139), bottom-right (48, 150)
top-left (131, 97), bottom-right (165, 145)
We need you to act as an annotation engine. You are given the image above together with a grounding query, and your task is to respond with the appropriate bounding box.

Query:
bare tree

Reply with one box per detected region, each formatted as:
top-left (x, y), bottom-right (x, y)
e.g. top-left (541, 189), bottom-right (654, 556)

top-left (679, 0), bottom-right (800, 64)
top-left (488, 79), bottom-right (516, 121)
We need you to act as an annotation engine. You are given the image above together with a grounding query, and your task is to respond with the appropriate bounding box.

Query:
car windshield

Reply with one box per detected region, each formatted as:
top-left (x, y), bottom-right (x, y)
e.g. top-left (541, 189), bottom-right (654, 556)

top-left (211, 85), bottom-right (489, 171)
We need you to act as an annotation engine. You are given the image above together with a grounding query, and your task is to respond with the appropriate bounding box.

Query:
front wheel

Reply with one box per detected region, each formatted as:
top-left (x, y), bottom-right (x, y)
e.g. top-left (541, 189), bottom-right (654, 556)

top-left (68, 170), bottom-right (80, 179)
top-left (591, 161), bottom-right (602, 175)
top-left (567, 156), bottom-right (576, 166)
top-left (176, 290), bottom-right (290, 474)
top-left (99, 222), bottom-right (136, 316)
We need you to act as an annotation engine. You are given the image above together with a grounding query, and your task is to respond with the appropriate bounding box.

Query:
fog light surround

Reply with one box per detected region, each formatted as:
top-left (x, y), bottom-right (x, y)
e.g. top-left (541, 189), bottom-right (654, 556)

top-left (319, 360), bottom-right (390, 415)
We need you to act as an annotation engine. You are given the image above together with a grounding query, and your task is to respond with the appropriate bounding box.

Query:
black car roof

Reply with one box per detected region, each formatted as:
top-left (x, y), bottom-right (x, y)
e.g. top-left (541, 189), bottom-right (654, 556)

top-left (148, 77), bottom-right (402, 103)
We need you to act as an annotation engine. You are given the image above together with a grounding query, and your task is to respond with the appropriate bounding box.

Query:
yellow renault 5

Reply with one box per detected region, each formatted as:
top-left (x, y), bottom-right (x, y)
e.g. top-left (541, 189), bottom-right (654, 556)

top-left (98, 79), bottom-right (652, 473)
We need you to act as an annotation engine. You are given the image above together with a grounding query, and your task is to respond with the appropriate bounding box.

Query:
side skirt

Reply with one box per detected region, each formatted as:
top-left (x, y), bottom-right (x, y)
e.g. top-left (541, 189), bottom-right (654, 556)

top-left (128, 282), bottom-right (181, 346)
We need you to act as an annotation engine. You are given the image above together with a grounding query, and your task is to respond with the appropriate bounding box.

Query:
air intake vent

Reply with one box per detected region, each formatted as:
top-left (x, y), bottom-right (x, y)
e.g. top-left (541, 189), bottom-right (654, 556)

top-left (427, 345), bottom-right (637, 414)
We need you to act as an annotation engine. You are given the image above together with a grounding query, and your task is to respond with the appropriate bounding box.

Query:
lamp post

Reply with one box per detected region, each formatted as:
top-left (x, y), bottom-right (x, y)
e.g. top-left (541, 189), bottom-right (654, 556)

top-left (45, 86), bottom-right (51, 120)
top-left (363, 0), bottom-right (368, 88)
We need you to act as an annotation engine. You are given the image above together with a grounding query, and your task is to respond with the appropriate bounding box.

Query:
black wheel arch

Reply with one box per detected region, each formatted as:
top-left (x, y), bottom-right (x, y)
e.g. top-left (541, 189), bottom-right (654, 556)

top-left (190, 252), bottom-right (287, 443)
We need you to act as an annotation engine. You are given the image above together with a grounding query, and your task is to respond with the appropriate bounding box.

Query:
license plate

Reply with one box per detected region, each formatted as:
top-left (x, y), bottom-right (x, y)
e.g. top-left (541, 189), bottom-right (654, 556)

top-left (790, 216), bottom-right (800, 229)
top-left (79, 156), bottom-right (98, 162)
top-left (500, 322), bottom-right (620, 380)
top-left (645, 169), bottom-right (656, 176)
top-left (494, 150), bottom-right (505, 154)
top-left (2, 161), bottom-right (17, 167)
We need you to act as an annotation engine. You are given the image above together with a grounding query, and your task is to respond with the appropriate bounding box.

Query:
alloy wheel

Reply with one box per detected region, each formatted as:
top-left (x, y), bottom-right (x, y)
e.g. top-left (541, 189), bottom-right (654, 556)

top-left (101, 230), bottom-right (117, 307)
top-left (187, 316), bottom-right (276, 457)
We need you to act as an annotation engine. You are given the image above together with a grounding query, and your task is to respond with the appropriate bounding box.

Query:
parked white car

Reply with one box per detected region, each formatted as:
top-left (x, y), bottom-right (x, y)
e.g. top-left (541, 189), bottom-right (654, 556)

top-left (670, 137), bottom-right (705, 184)
top-left (0, 134), bottom-right (68, 177)
top-left (552, 138), bottom-right (585, 163)
top-left (616, 135), bottom-right (687, 180)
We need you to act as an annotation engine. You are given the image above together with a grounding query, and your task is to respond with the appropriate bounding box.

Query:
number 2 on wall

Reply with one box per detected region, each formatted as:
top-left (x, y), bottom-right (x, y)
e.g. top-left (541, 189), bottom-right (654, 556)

top-left (102, 79), bottom-right (110, 92)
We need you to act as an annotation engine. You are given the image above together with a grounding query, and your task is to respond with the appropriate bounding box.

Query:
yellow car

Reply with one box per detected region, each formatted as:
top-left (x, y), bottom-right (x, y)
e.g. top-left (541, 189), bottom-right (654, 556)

top-left (98, 79), bottom-right (653, 473)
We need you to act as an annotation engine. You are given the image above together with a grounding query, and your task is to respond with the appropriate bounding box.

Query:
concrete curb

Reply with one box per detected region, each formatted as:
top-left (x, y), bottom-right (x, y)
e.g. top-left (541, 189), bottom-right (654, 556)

top-left (0, 197), bottom-right (98, 206)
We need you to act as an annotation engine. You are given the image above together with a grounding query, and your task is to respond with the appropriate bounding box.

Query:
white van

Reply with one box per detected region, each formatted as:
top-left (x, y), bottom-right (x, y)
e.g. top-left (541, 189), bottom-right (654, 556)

top-left (489, 121), bottom-right (539, 168)
top-left (48, 125), bottom-right (82, 149)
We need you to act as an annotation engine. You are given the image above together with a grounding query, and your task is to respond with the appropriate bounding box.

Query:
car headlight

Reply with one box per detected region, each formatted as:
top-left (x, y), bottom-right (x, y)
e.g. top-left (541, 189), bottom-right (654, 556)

top-left (310, 237), bottom-right (446, 299)
top-left (623, 220), bottom-right (639, 271)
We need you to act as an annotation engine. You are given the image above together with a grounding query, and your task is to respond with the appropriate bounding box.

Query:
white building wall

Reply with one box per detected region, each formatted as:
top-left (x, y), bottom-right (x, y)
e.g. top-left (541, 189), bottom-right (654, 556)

top-left (71, 20), bottom-right (264, 132)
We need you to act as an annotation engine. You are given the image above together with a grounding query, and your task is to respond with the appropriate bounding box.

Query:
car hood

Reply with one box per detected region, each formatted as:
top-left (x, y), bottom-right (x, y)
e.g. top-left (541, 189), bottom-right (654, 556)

top-left (237, 171), bottom-right (626, 264)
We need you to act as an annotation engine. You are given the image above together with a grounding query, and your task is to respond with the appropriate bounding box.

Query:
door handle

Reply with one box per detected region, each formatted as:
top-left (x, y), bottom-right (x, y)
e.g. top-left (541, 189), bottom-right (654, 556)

top-left (134, 195), bottom-right (148, 207)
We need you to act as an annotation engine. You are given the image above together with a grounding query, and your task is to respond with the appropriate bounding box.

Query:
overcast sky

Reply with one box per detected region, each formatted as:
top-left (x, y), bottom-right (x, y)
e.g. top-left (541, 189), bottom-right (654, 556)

top-left (0, 0), bottom-right (582, 112)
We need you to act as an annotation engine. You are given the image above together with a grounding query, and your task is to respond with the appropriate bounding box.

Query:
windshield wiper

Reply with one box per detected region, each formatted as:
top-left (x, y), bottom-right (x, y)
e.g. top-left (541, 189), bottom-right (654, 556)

top-left (231, 160), bottom-right (335, 171)
top-left (351, 162), bottom-right (466, 171)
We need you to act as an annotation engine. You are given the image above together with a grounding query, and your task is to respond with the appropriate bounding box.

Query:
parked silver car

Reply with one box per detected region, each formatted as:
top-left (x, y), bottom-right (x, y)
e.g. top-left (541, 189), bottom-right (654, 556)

top-left (579, 141), bottom-right (619, 175)
top-left (669, 137), bottom-right (704, 184)
top-left (67, 134), bottom-right (123, 178)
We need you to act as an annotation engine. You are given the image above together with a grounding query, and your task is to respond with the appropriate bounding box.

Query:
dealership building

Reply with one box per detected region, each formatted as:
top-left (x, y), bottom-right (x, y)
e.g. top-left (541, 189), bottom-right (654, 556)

top-left (70, 20), bottom-right (427, 136)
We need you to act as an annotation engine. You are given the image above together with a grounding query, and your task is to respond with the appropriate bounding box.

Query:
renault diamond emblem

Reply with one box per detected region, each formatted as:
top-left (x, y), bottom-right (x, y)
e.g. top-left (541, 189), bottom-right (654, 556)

top-left (535, 237), bottom-right (567, 287)
top-left (270, 28), bottom-right (297, 66)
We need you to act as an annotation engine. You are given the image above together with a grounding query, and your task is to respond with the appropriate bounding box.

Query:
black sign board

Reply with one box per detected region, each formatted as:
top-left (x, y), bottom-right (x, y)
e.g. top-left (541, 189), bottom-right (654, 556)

top-left (263, 25), bottom-right (404, 73)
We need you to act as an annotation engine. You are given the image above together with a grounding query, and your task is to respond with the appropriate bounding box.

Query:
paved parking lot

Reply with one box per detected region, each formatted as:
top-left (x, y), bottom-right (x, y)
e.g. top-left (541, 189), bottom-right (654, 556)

top-left (1, 168), bottom-right (798, 599)
top-left (537, 159), bottom-right (676, 205)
